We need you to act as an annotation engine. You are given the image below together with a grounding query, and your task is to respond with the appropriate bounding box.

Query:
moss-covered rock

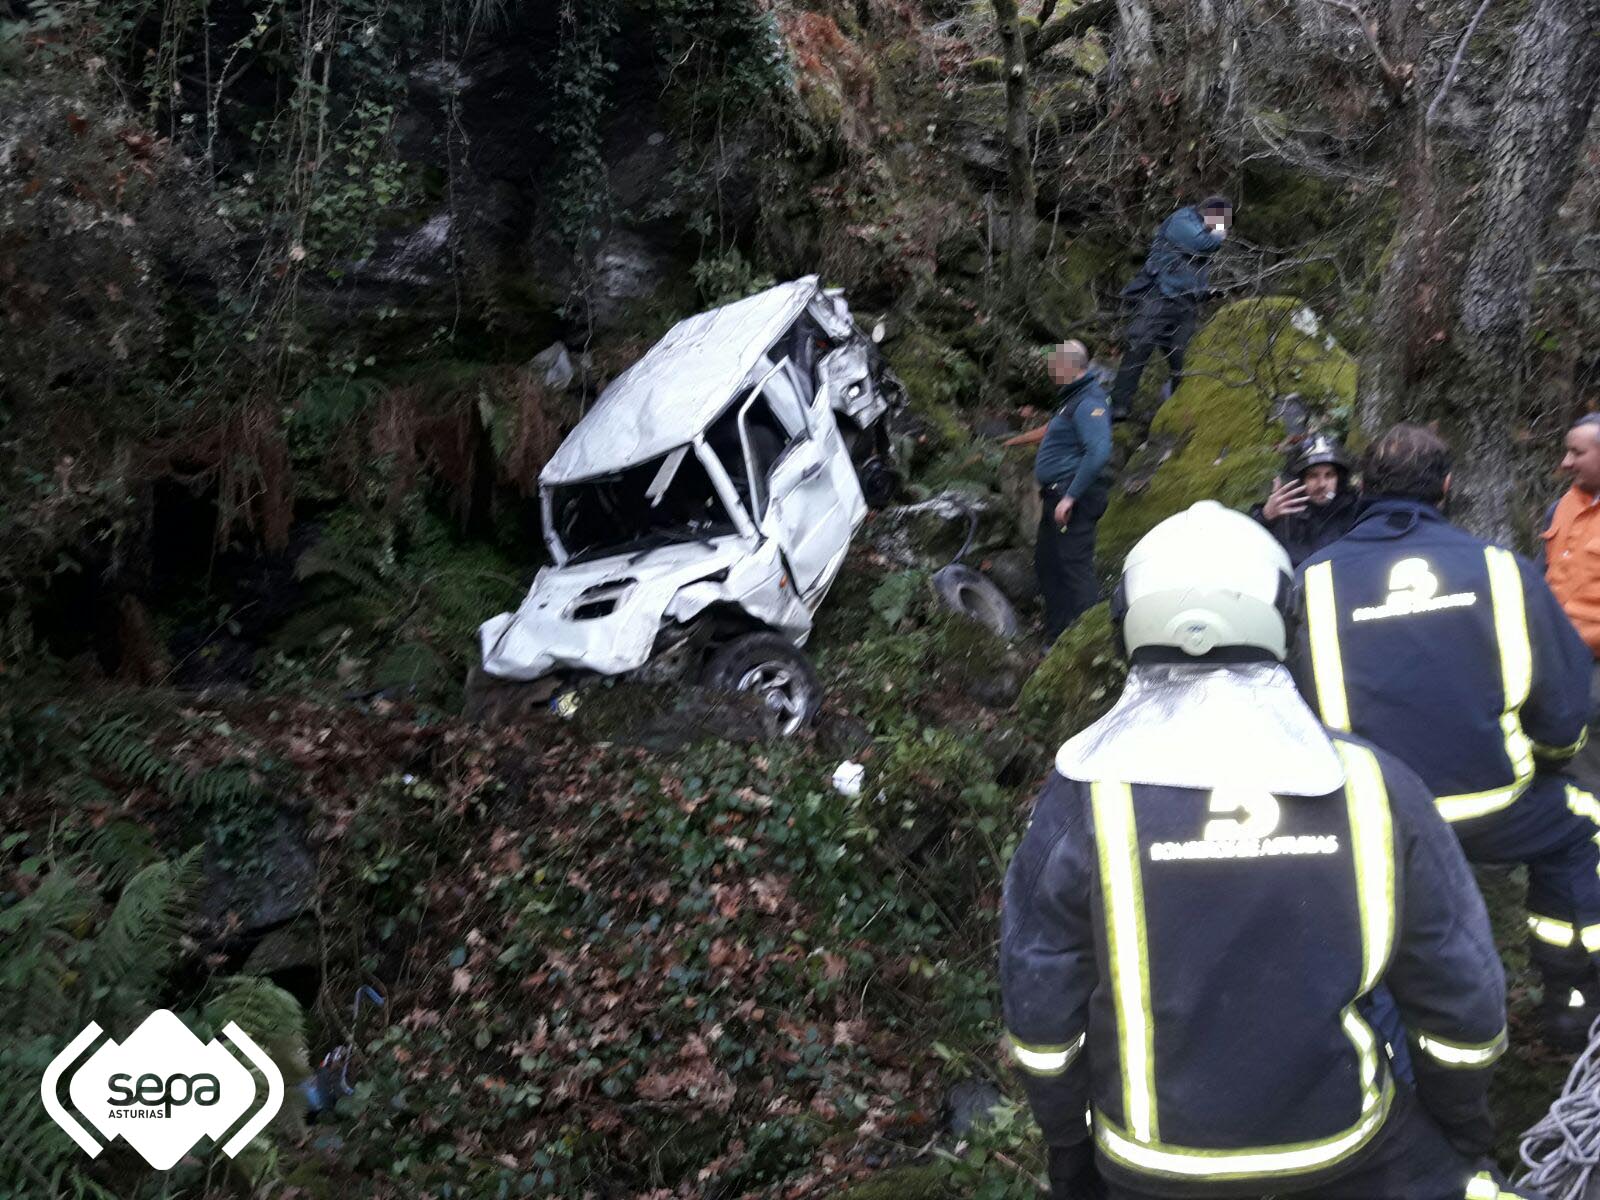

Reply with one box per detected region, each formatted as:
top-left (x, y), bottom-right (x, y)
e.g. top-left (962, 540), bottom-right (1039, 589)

top-left (999, 446), bottom-right (1043, 546)
top-left (1235, 166), bottom-right (1350, 248)
top-left (888, 327), bottom-right (982, 460)
top-left (1017, 601), bottom-right (1126, 745)
top-left (1096, 298), bottom-right (1357, 574)
top-left (1026, 233), bottom-right (1128, 341)
top-left (928, 608), bottom-right (1028, 708)
top-left (966, 55), bottom-right (1004, 82)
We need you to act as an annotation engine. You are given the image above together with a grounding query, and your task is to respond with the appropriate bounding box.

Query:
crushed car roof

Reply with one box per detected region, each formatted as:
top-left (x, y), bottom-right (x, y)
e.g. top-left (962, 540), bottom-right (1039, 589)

top-left (540, 276), bottom-right (850, 485)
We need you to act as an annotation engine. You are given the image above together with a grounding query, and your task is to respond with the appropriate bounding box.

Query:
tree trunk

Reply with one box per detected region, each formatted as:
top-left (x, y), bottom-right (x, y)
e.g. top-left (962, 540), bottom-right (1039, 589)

top-left (1449, 0), bottom-right (1600, 538)
top-left (1180, 0), bottom-right (1244, 167)
top-left (1358, 0), bottom-right (1435, 436)
top-left (1115, 0), bottom-right (1156, 80)
top-left (1361, 0), bottom-right (1600, 540)
top-left (992, 0), bottom-right (1037, 290)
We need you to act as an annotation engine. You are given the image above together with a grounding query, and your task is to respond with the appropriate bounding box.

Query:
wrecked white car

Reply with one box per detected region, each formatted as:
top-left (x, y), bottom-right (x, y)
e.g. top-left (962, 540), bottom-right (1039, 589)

top-left (471, 276), bottom-right (903, 733)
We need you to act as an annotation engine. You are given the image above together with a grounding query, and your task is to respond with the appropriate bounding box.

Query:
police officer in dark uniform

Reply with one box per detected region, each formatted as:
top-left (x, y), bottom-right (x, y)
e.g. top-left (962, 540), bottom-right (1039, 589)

top-left (1003, 501), bottom-right (1530, 1200)
top-left (1028, 341), bottom-right (1114, 640)
top-left (1252, 432), bottom-right (1363, 567)
top-left (1292, 424), bottom-right (1598, 1049)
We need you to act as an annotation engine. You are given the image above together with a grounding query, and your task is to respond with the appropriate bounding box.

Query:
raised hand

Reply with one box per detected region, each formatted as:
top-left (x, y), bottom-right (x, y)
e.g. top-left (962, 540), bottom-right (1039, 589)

top-left (1262, 476), bottom-right (1309, 521)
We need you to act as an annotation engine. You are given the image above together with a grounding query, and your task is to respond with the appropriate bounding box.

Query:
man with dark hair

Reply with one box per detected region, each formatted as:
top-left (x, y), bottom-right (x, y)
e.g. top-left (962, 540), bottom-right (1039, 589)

top-left (1107, 196), bottom-right (1232, 422)
top-left (1291, 423), bottom-right (1600, 1048)
top-left (1252, 431), bottom-right (1362, 566)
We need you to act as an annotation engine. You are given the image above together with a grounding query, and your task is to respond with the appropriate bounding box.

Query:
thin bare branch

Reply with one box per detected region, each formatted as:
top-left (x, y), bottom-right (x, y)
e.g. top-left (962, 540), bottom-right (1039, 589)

top-left (1319, 0), bottom-right (1410, 98)
top-left (1426, 0), bottom-right (1495, 128)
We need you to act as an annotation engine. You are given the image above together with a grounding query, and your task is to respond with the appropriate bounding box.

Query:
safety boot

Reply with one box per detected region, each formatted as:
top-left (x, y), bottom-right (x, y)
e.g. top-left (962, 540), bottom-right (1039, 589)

top-left (1538, 986), bottom-right (1600, 1053)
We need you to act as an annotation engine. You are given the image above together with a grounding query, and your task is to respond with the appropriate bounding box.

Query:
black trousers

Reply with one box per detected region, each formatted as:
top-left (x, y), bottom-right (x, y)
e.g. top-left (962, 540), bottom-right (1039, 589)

top-left (1037, 484), bottom-right (1109, 640)
top-left (1060, 1089), bottom-right (1542, 1200)
top-left (1109, 296), bottom-right (1199, 418)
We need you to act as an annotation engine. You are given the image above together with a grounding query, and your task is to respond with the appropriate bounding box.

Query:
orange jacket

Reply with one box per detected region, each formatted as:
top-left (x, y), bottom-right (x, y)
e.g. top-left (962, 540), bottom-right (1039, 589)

top-left (1543, 485), bottom-right (1600, 658)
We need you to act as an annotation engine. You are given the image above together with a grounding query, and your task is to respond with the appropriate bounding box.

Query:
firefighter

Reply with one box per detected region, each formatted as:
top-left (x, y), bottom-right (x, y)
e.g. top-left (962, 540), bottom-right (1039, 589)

top-left (1002, 500), bottom-right (1529, 1200)
top-left (1291, 423), bottom-right (1598, 1050)
top-left (1252, 432), bottom-right (1362, 567)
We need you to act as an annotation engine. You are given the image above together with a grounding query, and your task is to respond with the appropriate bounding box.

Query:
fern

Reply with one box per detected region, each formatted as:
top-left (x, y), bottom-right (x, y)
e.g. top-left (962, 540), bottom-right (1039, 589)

top-left (164, 762), bottom-right (259, 809)
top-left (194, 978), bottom-right (312, 1184)
top-left (60, 771), bottom-right (115, 808)
top-left (82, 819), bottom-right (160, 889)
top-left (0, 868), bottom-right (94, 1033)
top-left (0, 848), bottom-right (306, 1199)
top-left (82, 717), bottom-right (167, 787)
top-left (78, 716), bottom-right (263, 816)
top-left (85, 847), bottom-right (204, 1018)
top-left (205, 976), bottom-right (313, 1083)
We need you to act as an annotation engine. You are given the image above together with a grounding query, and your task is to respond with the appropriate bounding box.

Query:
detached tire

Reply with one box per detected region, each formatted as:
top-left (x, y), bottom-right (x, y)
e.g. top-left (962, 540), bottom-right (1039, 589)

top-left (932, 564), bottom-right (1021, 640)
top-left (702, 633), bottom-right (822, 737)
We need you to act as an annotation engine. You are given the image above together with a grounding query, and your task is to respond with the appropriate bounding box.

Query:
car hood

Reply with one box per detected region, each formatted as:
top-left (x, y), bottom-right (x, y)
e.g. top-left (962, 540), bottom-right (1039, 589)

top-left (478, 537), bottom-right (754, 681)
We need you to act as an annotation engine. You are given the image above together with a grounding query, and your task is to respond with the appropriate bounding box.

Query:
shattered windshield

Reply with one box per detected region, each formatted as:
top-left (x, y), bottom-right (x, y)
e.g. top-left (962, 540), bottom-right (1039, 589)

top-left (551, 446), bottom-right (738, 564)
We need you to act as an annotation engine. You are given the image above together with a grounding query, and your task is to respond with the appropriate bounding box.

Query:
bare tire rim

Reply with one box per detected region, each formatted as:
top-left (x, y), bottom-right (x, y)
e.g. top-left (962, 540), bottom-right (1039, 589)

top-left (736, 662), bottom-right (809, 736)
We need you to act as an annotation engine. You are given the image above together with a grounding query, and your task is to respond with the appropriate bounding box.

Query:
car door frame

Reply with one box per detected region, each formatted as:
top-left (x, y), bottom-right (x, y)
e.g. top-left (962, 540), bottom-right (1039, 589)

top-left (738, 358), bottom-right (854, 601)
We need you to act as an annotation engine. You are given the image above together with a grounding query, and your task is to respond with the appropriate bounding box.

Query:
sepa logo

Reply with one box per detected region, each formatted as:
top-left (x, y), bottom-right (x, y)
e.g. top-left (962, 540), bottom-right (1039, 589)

top-left (41, 1010), bottom-right (284, 1170)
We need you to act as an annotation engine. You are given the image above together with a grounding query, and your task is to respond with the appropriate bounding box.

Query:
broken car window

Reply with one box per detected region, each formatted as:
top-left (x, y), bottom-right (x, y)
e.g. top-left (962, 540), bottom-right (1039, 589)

top-left (552, 447), bottom-right (736, 563)
top-left (754, 356), bottom-right (810, 438)
top-left (779, 312), bottom-right (833, 394)
top-left (707, 396), bottom-right (793, 518)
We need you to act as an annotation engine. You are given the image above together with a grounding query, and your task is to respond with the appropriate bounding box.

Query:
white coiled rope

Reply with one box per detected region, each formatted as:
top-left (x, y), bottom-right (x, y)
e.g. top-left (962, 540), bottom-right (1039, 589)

top-left (1518, 1015), bottom-right (1600, 1200)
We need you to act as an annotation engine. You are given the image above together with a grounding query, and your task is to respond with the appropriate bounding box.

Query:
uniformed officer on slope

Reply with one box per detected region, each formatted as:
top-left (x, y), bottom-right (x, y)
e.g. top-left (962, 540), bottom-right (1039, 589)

top-left (1006, 340), bottom-right (1115, 640)
top-left (1002, 500), bottom-right (1530, 1200)
top-left (1292, 424), bottom-right (1598, 1050)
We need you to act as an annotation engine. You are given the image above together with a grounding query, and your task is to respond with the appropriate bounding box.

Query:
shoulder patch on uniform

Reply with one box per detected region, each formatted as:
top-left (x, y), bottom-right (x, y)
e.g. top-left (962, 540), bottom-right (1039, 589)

top-left (1090, 407), bottom-right (1105, 417)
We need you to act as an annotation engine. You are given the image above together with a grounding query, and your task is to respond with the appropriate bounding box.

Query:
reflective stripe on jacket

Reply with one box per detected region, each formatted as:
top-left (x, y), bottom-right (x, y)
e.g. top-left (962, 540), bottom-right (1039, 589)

top-left (999, 733), bottom-right (1506, 1196)
top-left (1542, 485), bottom-right (1600, 658)
top-left (1292, 499), bottom-right (1590, 825)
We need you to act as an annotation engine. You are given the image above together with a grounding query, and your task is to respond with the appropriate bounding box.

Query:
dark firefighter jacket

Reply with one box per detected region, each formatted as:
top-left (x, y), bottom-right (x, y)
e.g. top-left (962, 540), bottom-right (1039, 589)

top-left (1121, 207), bottom-right (1226, 303)
top-left (1290, 499), bottom-right (1591, 828)
top-left (1250, 489), bottom-right (1362, 568)
top-left (1000, 734), bottom-right (1507, 1198)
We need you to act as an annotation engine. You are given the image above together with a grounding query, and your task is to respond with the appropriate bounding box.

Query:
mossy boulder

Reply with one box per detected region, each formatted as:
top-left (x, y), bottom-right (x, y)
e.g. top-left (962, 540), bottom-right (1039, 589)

top-left (1234, 165), bottom-right (1349, 250)
top-left (1000, 447), bottom-right (1043, 545)
top-left (1017, 601), bottom-right (1127, 745)
top-left (928, 608), bottom-right (1028, 708)
top-left (888, 327), bottom-right (982, 461)
top-left (966, 55), bottom-right (1004, 82)
top-left (1027, 233), bottom-right (1128, 341)
top-left (1096, 297), bottom-right (1357, 574)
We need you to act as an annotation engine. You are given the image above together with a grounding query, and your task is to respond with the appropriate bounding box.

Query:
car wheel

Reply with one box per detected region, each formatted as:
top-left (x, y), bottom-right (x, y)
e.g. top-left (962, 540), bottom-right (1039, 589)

top-left (858, 456), bottom-right (900, 508)
top-left (932, 564), bottom-right (1021, 640)
top-left (702, 633), bottom-right (822, 737)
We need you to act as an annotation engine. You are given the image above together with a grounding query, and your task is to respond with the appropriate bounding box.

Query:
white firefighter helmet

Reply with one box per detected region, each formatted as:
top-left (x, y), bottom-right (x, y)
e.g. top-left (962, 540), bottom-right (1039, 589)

top-left (1115, 500), bottom-right (1295, 660)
